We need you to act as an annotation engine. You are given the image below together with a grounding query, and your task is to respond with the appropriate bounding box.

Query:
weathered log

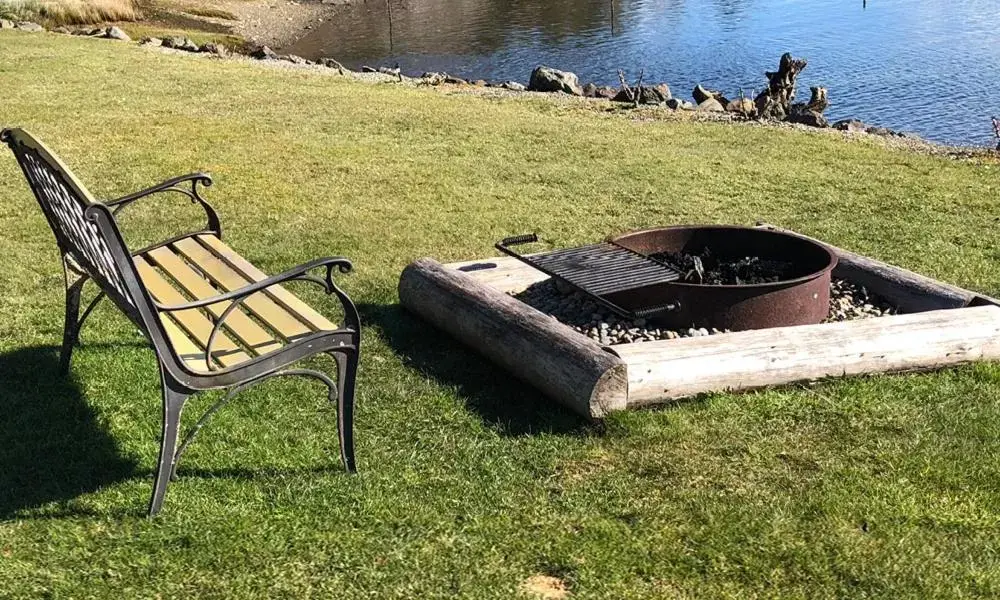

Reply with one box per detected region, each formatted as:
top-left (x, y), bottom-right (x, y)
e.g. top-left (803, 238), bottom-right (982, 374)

top-left (614, 305), bottom-right (1000, 407)
top-left (806, 86), bottom-right (829, 113)
top-left (755, 223), bottom-right (995, 312)
top-left (399, 258), bottom-right (628, 419)
top-left (754, 53), bottom-right (807, 120)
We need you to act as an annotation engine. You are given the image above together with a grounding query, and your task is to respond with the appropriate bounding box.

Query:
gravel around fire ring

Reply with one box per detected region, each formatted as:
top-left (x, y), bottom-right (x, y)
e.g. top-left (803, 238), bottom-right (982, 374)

top-left (514, 278), bottom-right (899, 345)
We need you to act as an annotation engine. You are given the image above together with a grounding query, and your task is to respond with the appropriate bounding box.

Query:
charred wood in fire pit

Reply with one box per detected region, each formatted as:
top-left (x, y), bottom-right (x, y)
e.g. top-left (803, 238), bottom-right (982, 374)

top-left (650, 247), bottom-right (797, 285)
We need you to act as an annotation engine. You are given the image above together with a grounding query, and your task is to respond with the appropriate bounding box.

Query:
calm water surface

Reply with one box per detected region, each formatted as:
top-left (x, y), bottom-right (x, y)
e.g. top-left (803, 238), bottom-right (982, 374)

top-left (285, 0), bottom-right (1000, 146)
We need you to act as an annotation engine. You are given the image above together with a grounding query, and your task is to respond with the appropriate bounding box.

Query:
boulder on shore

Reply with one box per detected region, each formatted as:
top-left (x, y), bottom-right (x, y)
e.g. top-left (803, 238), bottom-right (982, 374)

top-left (725, 97), bottom-right (755, 116)
top-left (832, 118), bottom-right (867, 133)
top-left (696, 98), bottom-right (725, 112)
top-left (666, 98), bottom-right (694, 110)
top-left (528, 66), bottom-right (583, 96)
top-left (693, 84), bottom-right (728, 106)
top-left (499, 81), bottom-right (526, 92)
top-left (251, 45), bottom-right (278, 60)
top-left (787, 105), bottom-right (828, 127)
top-left (163, 36), bottom-right (199, 52)
top-left (0, 19), bottom-right (13, 29)
top-left (612, 85), bottom-right (670, 105)
top-left (199, 42), bottom-right (227, 55)
top-left (15, 21), bottom-right (44, 32)
top-left (103, 26), bottom-right (130, 41)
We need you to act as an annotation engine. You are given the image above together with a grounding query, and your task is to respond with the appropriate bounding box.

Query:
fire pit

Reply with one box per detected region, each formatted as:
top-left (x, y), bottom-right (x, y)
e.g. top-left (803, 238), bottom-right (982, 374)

top-left (399, 223), bottom-right (1000, 420)
top-left (496, 225), bottom-right (838, 331)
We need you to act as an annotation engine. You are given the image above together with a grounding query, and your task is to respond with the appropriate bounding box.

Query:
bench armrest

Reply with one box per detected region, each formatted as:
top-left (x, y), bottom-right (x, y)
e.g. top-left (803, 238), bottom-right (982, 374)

top-left (107, 172), bottom-right (221, 237)
top-left (152, 256), bottom-right (354, 313)
top-left (152, 256), bottom-right (357, 370)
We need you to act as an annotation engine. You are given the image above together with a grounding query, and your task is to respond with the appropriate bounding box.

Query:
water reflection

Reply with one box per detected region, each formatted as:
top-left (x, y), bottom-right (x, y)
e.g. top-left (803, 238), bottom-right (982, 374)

top-left (283, 0), bottom-right (1000, 145)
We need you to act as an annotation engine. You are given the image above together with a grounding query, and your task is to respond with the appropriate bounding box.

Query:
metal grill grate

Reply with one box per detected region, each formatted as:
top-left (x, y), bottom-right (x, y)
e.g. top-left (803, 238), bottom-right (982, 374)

top-left (496, 234), bottom-right (682, 319)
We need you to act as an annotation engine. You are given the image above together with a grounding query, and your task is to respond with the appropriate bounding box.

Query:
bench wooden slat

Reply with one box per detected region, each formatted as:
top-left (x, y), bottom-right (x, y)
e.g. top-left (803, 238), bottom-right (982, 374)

top-left (197, 234), bottom-right (338, 332)
top-left (158, 315), bottom-right (212, 372)
top-left (146, 246), bottom-right (284, 357)
top-left (172, 237), bottom-right (316, 341)
top-left (134, 257), bottom-right (251, 369)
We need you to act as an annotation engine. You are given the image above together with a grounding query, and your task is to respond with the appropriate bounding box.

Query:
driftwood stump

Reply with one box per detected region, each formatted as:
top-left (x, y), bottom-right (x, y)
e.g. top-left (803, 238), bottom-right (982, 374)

top-left (788, 86), bottom-right (830, 127)
top-left (754, 53), bottom-right (807, 120)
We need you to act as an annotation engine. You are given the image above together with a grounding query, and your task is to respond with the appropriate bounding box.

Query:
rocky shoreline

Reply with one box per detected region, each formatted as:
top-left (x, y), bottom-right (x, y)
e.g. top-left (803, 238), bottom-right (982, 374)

top-left (514, 278), bottom-right (898, 346)
top-left (3, 19), bottom-right (995, 156)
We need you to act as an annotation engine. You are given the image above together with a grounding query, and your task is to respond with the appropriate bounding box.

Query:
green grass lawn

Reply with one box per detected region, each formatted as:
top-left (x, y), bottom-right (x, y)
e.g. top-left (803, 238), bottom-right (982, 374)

top-left (1, 31), bottom-right (1000, 599)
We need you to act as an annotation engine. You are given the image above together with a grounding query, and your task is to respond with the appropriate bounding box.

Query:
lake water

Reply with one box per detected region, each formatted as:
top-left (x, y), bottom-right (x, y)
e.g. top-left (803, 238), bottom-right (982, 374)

top-left (284, 0), bottom-right (1000, 146)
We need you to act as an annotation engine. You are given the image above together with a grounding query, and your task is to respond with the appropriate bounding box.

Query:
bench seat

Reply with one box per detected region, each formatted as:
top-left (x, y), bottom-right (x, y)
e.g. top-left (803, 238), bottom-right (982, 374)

top-left (135, 234), bottom-right (339, 373)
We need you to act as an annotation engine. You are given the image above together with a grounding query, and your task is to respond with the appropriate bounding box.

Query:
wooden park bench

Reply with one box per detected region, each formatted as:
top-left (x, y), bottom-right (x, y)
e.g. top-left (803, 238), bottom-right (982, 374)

top-left (2, 128), bottom-right (361, 515)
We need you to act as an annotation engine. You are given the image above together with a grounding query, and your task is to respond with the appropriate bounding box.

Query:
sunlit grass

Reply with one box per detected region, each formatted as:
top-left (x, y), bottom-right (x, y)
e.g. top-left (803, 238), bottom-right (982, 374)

top-left (0, 32), bottom-right (999, 599)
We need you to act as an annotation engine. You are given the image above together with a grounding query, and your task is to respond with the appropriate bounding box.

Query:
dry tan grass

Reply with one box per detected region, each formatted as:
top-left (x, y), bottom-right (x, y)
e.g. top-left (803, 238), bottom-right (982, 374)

top-left (520, 575), bottom-right (571, 599)
top-left (0, 0), bottom-right (139, 25)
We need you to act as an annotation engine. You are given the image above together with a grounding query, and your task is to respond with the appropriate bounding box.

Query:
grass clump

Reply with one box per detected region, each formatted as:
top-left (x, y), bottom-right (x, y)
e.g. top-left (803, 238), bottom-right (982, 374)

top-left (1, 32), bottom-right (1000, 599)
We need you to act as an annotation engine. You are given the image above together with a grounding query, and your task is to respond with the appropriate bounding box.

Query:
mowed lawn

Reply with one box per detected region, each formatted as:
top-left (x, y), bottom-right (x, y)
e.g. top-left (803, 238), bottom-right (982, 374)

top-left (2, 31), bottom-right (1000, 599)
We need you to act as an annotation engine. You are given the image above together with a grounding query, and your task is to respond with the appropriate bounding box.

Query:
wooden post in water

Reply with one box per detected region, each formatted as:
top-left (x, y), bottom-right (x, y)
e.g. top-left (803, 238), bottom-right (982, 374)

top-left (386, 0), bottom-right (394, 52)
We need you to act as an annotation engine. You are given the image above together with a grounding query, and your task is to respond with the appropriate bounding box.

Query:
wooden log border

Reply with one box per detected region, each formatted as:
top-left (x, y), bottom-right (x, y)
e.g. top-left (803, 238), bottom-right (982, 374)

top-left (399, 226), bottom-right (1000, 418)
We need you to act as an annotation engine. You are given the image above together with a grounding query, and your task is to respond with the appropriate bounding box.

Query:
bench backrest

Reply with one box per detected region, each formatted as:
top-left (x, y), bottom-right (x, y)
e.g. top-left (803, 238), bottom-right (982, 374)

top-left (2, 128), bottom-right (137, 307)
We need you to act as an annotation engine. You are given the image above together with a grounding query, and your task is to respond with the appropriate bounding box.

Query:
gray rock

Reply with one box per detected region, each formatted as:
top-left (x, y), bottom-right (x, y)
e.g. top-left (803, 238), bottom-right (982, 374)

top-left (443, 75), bottom-right (468, 85)
top-left (280, 54), bottom-right (308, 64)
top-left (251, 45), bottom-right (278, 59)
top-left (104, 26), bottom-right (130, 41)
top-left (163, 36), bottom-right (199, 52)
top-left (15, 21), bottom-right (44, 32)
top-left (139, 36), bottom-right (162, 46)
top-left (0, 19), bottom-right (13, 30)
top-left (421, 72), bottom-right (445, 85)
top-left (866, 126), bottom-right (895, 136)
top-left (319, 57), bottom-right (348, 71)
top-left (51, 26), bottom-right (72, 34)
top-left (528, 65), bottom-right (583, 96)
top-left (652, 83), bottom-right (672, 100)
top-left (199, 42), bottom-right (227, 55)
top-left (582, 82), bottom-right (598, 97)
top-left (613, 85), bottom-right (670, 105)
top-left (696, 98), bottom-right (725, 112)
top-left (725, 97), bottom-right (755, 115)
top-left (787, 108), bottom-right (828, 127)
top-left (499, 81), bottom-right (526, 92)
top-left (666, 98), bottom-right (694, 110)
top-left (472, 79), bottom-right (487, 86)
top-left (693, 84), bottom-right (727, 106)
top-left (832, 118), bottom-right (867, 133)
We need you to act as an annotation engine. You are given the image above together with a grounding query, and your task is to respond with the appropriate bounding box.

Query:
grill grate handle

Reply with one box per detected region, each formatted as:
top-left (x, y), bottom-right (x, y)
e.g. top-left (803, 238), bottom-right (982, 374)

top-left (631, 302), bottom-right (682, 318)
top-left (497, 233), bottom-right (539, 249)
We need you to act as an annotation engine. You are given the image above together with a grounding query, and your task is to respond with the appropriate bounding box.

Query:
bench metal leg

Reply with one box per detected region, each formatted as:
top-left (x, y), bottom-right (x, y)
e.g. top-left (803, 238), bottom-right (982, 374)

top-left (148, 365), bottom-right (188, 517)
top-left (332, 350), bottom-right (358, 473)
top-left (60, 272), bottom-right (84, 375)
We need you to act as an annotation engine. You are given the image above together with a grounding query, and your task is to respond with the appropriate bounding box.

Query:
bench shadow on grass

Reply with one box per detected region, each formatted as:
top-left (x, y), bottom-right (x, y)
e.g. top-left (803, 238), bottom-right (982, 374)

top-left (358, 303), bottom-right (594, 436)
top-left (0, 346), bottom-right (138, 517)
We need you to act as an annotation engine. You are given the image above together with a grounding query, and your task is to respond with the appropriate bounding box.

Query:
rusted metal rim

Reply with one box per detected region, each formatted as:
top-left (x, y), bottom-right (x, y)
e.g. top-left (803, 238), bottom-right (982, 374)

top-left (610, 224), bottom-right (839, 289)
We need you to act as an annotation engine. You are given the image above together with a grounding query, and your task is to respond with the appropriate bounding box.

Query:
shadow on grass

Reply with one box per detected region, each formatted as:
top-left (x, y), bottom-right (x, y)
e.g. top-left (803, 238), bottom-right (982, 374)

top-left (358, 303), bottom-right (594, 436)
top-left (0, 346), bottom-right (138, 517)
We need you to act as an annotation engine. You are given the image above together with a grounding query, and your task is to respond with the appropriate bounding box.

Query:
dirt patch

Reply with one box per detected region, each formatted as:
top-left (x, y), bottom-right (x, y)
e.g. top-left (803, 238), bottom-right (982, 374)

top-left (520, 575), bottom-right (571, 599)
top-left (227, 0), bottom-right (338, 48)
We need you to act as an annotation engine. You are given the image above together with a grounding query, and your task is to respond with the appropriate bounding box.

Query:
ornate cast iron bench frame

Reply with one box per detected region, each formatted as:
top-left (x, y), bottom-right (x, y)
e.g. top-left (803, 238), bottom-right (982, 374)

top-left (3, 128), bottom-right (360, 516)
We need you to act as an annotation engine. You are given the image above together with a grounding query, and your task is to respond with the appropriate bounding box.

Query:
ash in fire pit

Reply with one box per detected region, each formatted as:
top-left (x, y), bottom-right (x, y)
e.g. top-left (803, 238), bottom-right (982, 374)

top-left (650, 247), bottom-right (797, 285)
top-left (514, 278), bottom-right (898, 345)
